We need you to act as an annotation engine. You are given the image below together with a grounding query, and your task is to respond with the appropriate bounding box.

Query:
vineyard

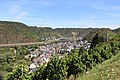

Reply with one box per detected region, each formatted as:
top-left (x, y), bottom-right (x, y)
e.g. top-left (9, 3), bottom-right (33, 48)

top-left (3, 33), bottom-right (120, 80)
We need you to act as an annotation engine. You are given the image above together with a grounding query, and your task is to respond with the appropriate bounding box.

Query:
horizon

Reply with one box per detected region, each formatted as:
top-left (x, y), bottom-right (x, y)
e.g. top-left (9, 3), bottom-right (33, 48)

top-left (0, 20), bottom-right (118, 30)
top-left (0, 0), bottom-right (120, 29)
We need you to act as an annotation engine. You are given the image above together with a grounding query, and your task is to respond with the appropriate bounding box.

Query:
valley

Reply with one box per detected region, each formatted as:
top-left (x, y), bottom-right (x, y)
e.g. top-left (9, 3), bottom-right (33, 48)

top-left (0, 21), bottom-right (120, 80)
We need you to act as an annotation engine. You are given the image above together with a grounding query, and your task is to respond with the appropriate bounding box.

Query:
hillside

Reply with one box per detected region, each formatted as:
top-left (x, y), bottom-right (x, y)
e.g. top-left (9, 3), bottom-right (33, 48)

top-left (76, 33), bottom-right (120, 80)
top-left (1, 25), bottom-right (120, 80)
top-left (77, 51), bottom-right (120, 80)
top-left (0, 21), bottom-right (37, 43)
top-left (0, 21), bottom-right (119, 44)
top-left (0, 21), bottom-right (94, 44)
top-left (0, 21), bottom-right (61, 44)
top-left (84, 28), bottom-right (116, 42)
top-left (113, 28), bottom-right (120, 34)
top-left (29, 26), bottom-right (61, 39)
top-left (55, 28), bottom-right (93, 37)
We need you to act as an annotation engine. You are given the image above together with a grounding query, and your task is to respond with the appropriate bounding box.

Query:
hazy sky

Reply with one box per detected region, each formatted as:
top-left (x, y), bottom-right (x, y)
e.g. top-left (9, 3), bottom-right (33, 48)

top-left (0, 0), bottom-right (120, 29)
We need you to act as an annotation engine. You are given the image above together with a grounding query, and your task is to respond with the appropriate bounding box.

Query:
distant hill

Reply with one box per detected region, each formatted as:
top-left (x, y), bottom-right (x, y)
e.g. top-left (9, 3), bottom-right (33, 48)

top-left (0, 21), bottom-right (61, 44)
top-left (0, 21), bottom-right (35, 43)
top-left (0, 21), bottom-right (119, 44)
top-left (0, 21), bottom-right (95, 44)
top-left (84, 28), bottom-right (116, 42)
top-left (29, 26), bottom-right (61, 39)
top-left (55, 28), bottom-right (93, 37)
top-left (113, 27), bottom-right (120, 34)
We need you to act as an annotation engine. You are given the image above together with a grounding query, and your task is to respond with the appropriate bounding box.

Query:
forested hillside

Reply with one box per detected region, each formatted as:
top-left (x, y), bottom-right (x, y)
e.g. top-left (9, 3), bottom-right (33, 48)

top-left (84, 28), bottom-right (116, 42)
top-left (0, 21), bottom-right (61, 44)
top-left (0, 21), bottom-right (119, 44)
top-left (0, 21), bottom-right (94, 44)
top-left (29, 26), bottom-right (61, 39)
top-left (55, 28), bottom-right (93, 37)
top-left (113, 28), bottom-right (120, 34)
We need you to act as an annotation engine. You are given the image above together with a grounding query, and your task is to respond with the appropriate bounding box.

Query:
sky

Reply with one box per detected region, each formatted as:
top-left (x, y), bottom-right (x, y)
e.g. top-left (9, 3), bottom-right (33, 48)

top-left (0, 0), bottom-right (120, 29)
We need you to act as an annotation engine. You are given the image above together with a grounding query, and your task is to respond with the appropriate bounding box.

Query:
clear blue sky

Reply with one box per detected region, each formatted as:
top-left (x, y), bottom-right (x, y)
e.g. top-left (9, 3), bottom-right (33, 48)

top-left (0, 0), bottom-right (120, 29)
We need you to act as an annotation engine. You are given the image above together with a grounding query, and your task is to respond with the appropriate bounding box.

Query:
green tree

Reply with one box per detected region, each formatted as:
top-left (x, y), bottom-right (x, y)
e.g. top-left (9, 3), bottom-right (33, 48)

top-left (45, 56), bottom-right (67, 80)
top-left (66, 52), bottom-right (84, 79)
top-left (0, 74), bottom-right (3, 80)
top-left (6, 64), bottom-right (29, 80)
top-left (31, 65), bottom-right (46, 80)
top-left (78, 47), bottom-right (85, 57)
top-left (90, 33), bottom-right (104, 49)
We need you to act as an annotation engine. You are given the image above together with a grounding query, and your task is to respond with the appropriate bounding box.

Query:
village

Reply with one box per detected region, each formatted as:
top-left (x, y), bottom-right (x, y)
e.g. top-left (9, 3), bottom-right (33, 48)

top-left (29, 37), bottom-right (91, 72)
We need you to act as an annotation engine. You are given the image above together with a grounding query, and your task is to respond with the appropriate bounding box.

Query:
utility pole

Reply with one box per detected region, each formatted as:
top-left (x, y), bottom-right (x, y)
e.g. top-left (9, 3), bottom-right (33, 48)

top-left (106, 31), bottom-right (109, 42)
top-left (5, 30), bottom-right (8, 44)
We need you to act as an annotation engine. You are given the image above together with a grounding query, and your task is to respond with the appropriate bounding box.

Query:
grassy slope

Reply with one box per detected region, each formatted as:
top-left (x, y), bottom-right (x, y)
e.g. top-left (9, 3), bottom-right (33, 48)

top-left (77, 50), bottom-right (120, 80)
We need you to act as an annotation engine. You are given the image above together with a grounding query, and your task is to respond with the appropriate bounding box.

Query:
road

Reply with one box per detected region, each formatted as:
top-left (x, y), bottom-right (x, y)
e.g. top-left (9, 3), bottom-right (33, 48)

top-left (0, 40), bottom-right (59, 47)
